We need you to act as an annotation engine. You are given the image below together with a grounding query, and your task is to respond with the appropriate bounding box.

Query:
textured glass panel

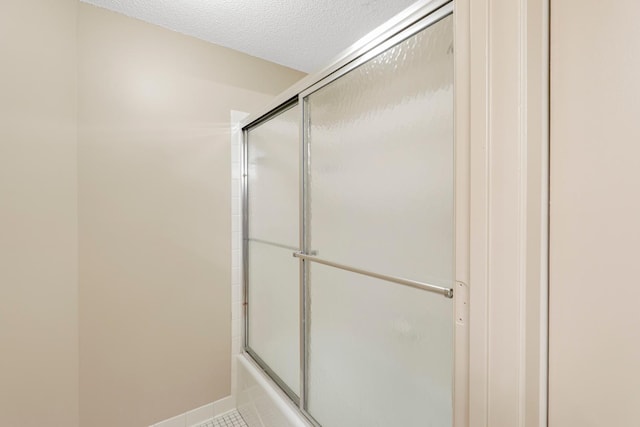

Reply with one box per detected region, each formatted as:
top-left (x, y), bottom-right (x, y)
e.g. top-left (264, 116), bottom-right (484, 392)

top-left (248, 104), bottom-right (299, 247)
top-left (247, 241), bottom-right (299, 396)
top-left (306, 15), bottom-right (454, 287)
top-left (246, 104), bottom-right (300, 396)
top-left (307, 263), bottom-right (453, 427)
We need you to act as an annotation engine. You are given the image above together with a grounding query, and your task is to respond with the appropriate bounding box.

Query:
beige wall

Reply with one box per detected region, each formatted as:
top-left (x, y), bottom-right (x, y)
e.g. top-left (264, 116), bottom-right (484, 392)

top-left (77, 4), bottom-right (304, 427)
top-left (550, 1), bottom-right (640, 426)
top-left (0, 1), bottom-right (79, 426)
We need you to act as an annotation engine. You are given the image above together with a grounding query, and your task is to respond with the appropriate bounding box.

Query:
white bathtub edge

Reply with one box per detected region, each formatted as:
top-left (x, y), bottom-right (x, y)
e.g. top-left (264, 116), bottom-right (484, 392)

top-left (237, 354), bottom-right (313, 427)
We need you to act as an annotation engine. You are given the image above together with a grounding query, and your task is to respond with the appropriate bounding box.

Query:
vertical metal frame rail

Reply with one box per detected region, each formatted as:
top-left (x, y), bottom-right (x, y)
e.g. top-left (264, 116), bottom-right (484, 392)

top-left (298, 95), bottom-right (307, 413)
top-left (241, 127), bottom-right (249, 351)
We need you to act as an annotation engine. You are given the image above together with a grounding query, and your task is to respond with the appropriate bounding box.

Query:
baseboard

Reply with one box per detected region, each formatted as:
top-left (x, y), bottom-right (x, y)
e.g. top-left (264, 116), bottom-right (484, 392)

top-left (151, 395), bottom-right (236, 427)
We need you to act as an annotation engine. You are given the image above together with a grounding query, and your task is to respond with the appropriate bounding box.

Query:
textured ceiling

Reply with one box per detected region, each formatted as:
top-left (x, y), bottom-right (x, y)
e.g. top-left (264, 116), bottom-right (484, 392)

top-left (79, 0), bottom-right (419, 72)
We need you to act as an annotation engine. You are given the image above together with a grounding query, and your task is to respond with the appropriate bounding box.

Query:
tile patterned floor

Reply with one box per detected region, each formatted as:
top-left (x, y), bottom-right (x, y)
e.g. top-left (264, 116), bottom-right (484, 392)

top-left (195, 410), bottom-right (248, 427)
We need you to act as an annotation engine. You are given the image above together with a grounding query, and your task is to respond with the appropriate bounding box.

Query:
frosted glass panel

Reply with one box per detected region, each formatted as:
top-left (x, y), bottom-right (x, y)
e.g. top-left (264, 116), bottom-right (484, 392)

top-left (247, 241), bottom-right (299, 396)
top-left (306, 15), bottom-right (454, 287)
top-left (246, 104), bottom-right (300, 397)
top-left (248, 104), bottom-right (299, 247)
top-left (307, 264), bottom-right (453, 427)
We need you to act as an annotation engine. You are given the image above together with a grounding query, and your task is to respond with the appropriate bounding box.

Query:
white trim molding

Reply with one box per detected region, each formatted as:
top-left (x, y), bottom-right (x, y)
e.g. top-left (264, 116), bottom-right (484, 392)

top-left (465, 0), bottom-right (549, 426)
top-left (453, 2), bottom-right (471, 427)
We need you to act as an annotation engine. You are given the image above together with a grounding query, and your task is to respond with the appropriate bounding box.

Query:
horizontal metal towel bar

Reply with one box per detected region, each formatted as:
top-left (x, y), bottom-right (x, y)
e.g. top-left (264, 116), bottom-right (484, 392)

top-left (292, 252), bottom-right (453, 298)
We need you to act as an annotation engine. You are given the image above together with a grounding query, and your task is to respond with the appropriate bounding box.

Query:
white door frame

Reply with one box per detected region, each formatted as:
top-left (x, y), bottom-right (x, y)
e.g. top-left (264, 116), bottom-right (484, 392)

top-left (456, 0), bottom-right (550, 426)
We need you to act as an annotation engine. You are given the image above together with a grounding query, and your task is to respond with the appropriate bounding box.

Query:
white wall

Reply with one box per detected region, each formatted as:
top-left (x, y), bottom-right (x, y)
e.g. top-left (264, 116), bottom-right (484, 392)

top-left (77, 4), bottom-right (305, 427)
top-left (0, 1), bottom-right (79, 426)
top-left (0, 2), bottom-right (304, 426)
top-left (550, 1), bottom-right (640, 426)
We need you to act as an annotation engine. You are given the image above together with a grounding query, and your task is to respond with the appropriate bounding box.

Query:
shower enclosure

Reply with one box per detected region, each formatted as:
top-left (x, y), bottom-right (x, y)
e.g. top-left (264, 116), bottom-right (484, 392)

top-left (240, 1), bottom-right (461, 425)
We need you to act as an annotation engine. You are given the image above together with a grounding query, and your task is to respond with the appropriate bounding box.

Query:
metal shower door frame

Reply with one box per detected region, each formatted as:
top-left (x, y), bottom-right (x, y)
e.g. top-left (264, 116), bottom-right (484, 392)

top-left (241, 1), bottom-right (463, 426)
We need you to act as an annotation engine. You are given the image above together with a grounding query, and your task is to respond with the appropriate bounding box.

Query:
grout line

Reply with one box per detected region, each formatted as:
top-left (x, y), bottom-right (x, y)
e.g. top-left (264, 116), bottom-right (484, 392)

top-left (194, 409), bottom-right (248, 427)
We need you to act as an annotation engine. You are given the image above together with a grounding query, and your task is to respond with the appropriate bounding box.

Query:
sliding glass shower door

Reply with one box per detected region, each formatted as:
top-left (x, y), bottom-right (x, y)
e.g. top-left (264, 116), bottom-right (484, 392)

top-left (304, 14), bottom-right (454, 426)
top-left (245, 102), bottom-right (301, 400)
top-left (243, 3), bottom-right (454, 426)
